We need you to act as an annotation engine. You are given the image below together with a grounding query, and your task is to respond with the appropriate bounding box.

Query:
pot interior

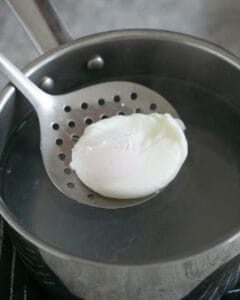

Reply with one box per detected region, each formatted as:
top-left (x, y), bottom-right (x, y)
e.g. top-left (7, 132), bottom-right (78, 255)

top-left (0, 31), bottom-right (240, 264)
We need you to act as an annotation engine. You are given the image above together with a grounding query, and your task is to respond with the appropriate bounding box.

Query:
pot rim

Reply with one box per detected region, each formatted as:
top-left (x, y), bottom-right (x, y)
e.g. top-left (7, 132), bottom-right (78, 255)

top-left (1, 29), bottom-right (240, 267)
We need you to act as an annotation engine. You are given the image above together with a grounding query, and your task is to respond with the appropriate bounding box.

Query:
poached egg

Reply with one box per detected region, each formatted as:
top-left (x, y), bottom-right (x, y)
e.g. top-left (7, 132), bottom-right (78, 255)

top-left (70, 113), bottom-right (188, 199)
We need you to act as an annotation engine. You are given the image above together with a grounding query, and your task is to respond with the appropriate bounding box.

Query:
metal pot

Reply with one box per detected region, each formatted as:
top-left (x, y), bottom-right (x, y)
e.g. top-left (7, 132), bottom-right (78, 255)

top-left (1, 1), bottom-right (240, 299)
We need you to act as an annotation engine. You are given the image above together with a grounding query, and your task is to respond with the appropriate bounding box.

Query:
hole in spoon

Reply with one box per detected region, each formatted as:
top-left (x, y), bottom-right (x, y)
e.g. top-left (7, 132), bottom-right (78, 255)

top-left (56, 138), bottom-right (63, 145)
top-left (72, 135), bottom-right (79, 142)
top-left (58, 153), bottom-right (65, 160)
top-left (85, 118), bottom-right (92, 125)
top-left (101, 114), bottom-right (108, 119)
top-left (67, 182), bottom-right (75, 188)
top-left (68, 121), bottom-right (75, 128)
top-left (135, 108), bottom-right (141, 113)
top-left (150, 103), bottom-right (157, 110)
top-left (130, 92), bottom-right (137, 100)
top-left (52, 123), bottom-right (59, 130)
top-left (64, 168), bottom-right (71, 175)
top-left (98, 98), bottom-right (105, 106)
top-left (113, 95), bottom-right (121, 102)
top-left (81, 102), bottom-right (88, 110)
top-left (64, 105), bottom-right (71, 112)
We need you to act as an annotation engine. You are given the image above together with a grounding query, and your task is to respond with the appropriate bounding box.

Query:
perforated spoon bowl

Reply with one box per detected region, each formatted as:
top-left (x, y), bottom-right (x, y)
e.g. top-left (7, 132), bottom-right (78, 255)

top-left (0, 53), bottom-right (179, 209)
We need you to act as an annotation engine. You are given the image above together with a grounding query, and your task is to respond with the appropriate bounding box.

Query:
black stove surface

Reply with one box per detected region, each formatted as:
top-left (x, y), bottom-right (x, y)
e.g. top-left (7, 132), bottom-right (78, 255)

top-left (0, 218), bottom-right (239, 300)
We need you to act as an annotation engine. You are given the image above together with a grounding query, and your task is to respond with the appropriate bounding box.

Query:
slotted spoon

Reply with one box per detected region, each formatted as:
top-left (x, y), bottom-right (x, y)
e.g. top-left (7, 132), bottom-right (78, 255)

top-left (0, 53), bottom-right (179, 209)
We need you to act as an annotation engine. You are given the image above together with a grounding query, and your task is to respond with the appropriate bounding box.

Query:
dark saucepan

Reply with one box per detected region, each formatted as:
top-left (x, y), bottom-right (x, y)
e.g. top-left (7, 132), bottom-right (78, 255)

top-left (0, 1), bottom-right (240, 299)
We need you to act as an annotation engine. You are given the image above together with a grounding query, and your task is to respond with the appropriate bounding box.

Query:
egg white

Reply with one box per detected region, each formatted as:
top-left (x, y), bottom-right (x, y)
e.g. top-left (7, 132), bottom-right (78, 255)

top-left (70, 113), bottom-right (188, 199)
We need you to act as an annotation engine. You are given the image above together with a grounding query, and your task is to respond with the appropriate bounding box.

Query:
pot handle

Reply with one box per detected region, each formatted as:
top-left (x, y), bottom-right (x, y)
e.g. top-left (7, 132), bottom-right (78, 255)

top-left (6, 0), bottom-right (73, 54)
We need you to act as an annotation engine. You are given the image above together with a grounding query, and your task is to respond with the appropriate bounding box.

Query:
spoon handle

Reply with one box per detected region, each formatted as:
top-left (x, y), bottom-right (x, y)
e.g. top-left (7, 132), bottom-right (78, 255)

top-left (0, 53), bottom-right (50, 110)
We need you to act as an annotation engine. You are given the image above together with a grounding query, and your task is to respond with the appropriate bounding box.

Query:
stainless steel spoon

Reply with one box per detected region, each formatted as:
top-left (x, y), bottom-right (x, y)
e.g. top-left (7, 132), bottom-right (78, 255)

top-left (0, 53), bottom-right (179, 209)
